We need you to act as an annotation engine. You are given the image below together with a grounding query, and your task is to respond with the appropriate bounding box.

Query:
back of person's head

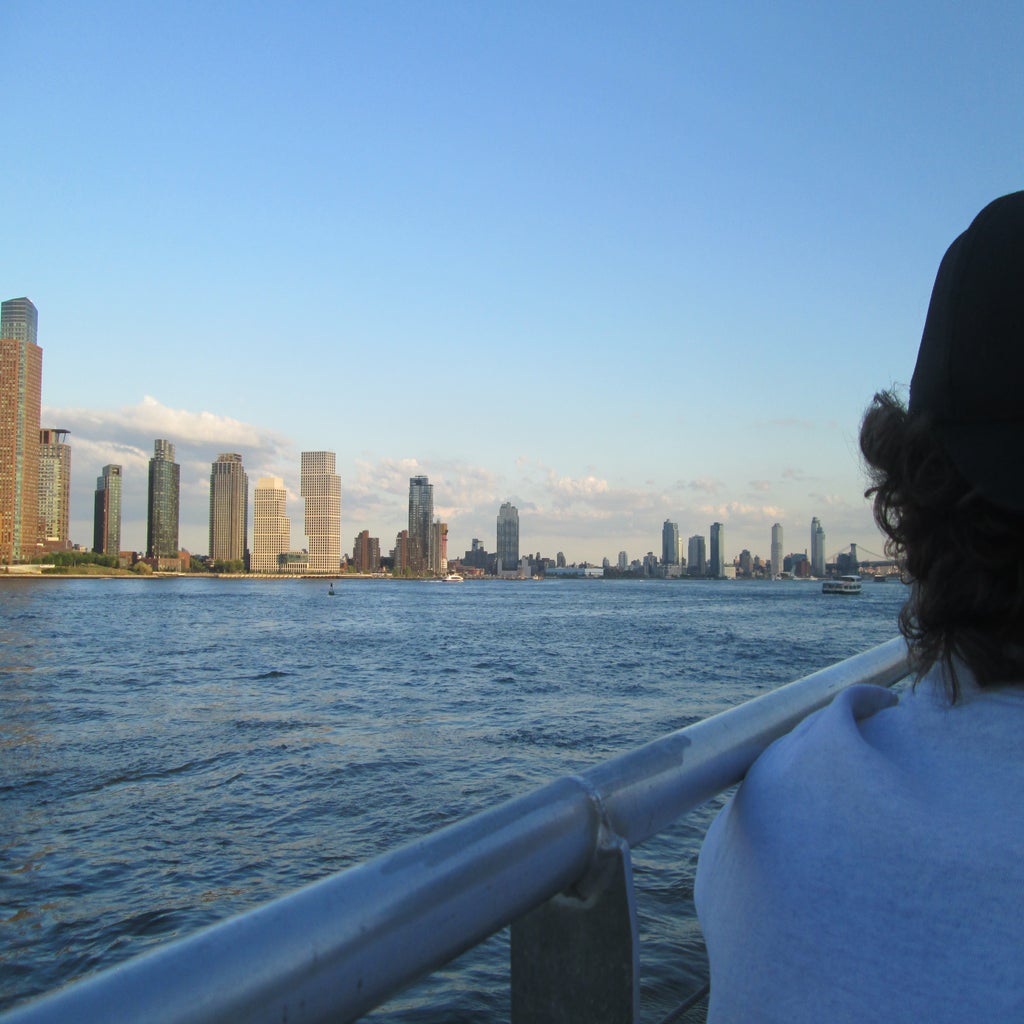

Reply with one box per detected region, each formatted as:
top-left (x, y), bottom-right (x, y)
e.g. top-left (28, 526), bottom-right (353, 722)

top-left (860, 191), bottom-right (1024, 697)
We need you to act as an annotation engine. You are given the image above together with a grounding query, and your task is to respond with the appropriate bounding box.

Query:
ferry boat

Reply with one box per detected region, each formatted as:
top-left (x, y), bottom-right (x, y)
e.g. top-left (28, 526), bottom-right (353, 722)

top-left (442, 573), bottom-right (464, 583)
top-left (822, 574), bottom-right (862, 595)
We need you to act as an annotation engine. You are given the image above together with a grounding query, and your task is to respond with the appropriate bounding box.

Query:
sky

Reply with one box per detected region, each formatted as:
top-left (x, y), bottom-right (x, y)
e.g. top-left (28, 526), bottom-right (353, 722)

top-left (3, 2), bottom-right (1023, 565)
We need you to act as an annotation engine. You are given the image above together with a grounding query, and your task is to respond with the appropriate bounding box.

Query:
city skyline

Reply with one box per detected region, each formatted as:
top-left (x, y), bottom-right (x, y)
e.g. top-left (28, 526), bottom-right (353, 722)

top-left (54, 421), bottom-right (883, 567)
top-left (18, 410), bottom-right (859, 573)
top-left (0, 304), bottom-right (874, 567)
top-left (4, 6), bottom-right (1022, 563)
top-left (0, 293), bottom-right (887, 566)
top-left (4, 301), bottom-right (864, 568)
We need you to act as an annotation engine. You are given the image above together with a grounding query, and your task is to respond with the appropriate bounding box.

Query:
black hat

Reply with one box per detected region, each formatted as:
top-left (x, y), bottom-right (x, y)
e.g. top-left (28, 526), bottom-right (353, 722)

top-left (909, 191), bottom-right (1024, 510)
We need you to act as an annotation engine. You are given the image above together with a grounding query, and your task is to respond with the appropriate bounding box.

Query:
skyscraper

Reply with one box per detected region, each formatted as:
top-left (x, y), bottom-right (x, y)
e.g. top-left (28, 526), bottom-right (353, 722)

top-left (392, 529), bottom-right (411, 575)
top-left (408, 475), bottom-right (433, 573)
top-left (147, 439), bottom-right (180, 561)
top-left (687, 535), bottom-right (706, 576)
top-left (209, 453), bottom-right (249, 564)
top-left (301, 451), bottom-right (341, 573)
top-left (710, 522), bottom-right (725, 578)
top-left (496, 501), bottom-right (519, 570)
top-left (771, 523), bottom-right (783, 578)
top-left (93, 464), bottom-right (122, 557)
top-left (431, 519), bottom-right (448, 575)
top-left (38, 428), bottom-right (71, 550)
top-left (811, 517), bottom-right (826, 577)
top-left (1, 297), bottom-right (43, 564)
top-left (253, 476), bottom-right (290, 573)
top-left (1, 297), bottom-right (37, 345)
top-left (661, 520), bottom-right (680, 566)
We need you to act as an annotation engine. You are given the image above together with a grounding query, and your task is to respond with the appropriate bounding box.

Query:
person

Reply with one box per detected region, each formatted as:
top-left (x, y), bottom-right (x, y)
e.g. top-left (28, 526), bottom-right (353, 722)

top-left (694, 191), bottom-right (1024, 1023)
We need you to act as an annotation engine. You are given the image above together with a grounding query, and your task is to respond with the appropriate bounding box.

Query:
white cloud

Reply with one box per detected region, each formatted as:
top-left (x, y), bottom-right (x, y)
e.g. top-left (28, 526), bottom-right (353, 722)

top-left (49, 396), bottom-right (297, 554)
top-left (45, 395), bottom-right (294, 465)
top-left (686, 477), bottom-right (725, 495)
top-left (545, 470), bottom-right (610, 503)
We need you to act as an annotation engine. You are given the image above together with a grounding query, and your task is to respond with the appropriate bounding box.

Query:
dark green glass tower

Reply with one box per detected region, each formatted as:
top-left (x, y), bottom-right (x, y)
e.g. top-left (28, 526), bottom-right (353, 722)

top-left (147, 439), bottom-right (180, 559)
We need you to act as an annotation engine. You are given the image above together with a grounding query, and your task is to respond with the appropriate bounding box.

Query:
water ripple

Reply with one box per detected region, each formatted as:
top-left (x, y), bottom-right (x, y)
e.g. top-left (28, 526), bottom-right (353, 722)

top-left (0, 576), bottom-right (906, 1018)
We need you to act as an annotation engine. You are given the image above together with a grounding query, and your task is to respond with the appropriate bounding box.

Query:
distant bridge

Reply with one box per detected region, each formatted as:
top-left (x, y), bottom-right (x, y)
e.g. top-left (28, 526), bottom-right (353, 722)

top-left (829, 542), bottom-right (896, 571)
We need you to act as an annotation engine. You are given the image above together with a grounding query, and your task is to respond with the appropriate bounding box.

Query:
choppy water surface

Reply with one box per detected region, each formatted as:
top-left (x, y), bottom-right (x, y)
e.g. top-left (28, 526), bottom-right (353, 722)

top-left (1, 577), bottom-right (907, 1019)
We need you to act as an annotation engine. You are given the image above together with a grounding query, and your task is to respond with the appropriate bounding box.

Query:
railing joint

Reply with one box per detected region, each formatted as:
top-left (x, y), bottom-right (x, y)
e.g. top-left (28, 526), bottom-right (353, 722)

top-left (561, 772), bottom-right (630, 900)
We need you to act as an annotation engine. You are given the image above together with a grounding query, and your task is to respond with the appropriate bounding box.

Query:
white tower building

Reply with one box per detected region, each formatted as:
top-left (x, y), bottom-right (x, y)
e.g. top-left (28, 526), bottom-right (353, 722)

top-left (302, 452), bottom-right (341, 574)
top-left (252, 476), bottom-right (290, 573)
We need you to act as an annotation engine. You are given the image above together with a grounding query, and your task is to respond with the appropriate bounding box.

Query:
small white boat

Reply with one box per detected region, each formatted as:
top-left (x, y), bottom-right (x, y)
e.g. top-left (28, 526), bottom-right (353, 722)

top-left (822, 575), bottom-right (862, 595)
top-left (442, 573), bottom-right (464, 583)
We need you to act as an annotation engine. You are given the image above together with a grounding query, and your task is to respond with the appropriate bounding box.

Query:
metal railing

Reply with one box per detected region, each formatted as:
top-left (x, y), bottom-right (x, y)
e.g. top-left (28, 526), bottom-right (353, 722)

top-left (3, 638), bottom-right (910, 1024)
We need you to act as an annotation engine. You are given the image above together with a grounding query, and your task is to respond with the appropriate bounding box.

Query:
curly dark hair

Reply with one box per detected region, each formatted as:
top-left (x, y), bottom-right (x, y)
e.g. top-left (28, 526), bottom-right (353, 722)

top-left (860, 390), bottom-right (1024, 700)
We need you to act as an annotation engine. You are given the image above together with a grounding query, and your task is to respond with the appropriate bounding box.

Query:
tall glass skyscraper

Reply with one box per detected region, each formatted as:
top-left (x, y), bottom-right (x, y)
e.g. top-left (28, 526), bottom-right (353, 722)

top-left (93, 464), bottom-right (122, 556)
top-left (209, 453), bottom-right (248, 564)
top-left (1, 297), bottom-right (42, 563)
top-left (771, 523), bottom-right (783, 578)
top-left (710, 522), bottom-right (725, 578)
top-left (408, 475), bottom-right (433, 573)
top-left (687, 535), bottom-right (706, 577)
top-left (1, 297), bottom-right (37, 345)
top-left (147, 439), bottom-right (180, 560)
top-left (301, 451), bottom-right (341, 574)
top-left (661, 520), bottom-right (680, 566)
top-left (496, 501), bottom-right (519, 569)
top-left (811, 517), bottom-right (826, 577)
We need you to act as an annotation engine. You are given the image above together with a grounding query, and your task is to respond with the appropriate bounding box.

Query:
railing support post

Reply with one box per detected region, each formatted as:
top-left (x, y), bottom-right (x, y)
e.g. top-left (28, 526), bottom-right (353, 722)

top-left (510, 835), bottom-right (639, 1024)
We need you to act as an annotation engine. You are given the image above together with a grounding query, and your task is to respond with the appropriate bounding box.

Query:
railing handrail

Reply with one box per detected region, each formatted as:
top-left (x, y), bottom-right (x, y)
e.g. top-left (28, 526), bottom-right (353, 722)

top-left (3, 637), bottom-right (910, 1024)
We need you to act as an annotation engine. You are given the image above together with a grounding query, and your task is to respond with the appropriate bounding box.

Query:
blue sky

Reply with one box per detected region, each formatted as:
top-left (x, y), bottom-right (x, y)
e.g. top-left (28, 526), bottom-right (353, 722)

top-left (3, 2), bottom-right (1022, 564)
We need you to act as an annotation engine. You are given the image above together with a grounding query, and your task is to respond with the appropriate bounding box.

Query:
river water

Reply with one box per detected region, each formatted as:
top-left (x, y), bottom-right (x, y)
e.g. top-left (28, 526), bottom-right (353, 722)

top-left (1, 576), bottom-right (907, 1020)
